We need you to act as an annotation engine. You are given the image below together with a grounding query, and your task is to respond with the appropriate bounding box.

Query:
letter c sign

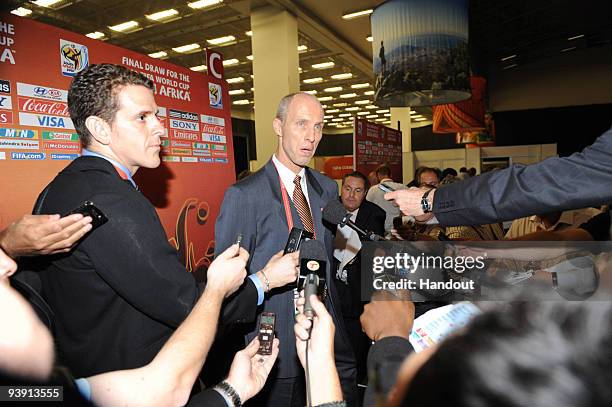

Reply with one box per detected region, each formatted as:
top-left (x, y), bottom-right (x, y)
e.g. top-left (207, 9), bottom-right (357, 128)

top-left (207, 49), bottom-right (224, 80)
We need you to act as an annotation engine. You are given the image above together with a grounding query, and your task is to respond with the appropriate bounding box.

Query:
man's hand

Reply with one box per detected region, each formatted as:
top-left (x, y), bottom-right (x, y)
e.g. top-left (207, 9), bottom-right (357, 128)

top-left (360, 291), bottom-right (415, 341)
top-left (257, 250), bottom-right (299, 290)
top-left (384, 187), bottom-right (435, 222)
top-left (0, 214), bottom-right (93, 258)
top-left (225, 337), bottom-right (279, 403)
top-left (207, 244), bottom-right (249, 298)
top-left (0, 248), bottom-right (17, 279)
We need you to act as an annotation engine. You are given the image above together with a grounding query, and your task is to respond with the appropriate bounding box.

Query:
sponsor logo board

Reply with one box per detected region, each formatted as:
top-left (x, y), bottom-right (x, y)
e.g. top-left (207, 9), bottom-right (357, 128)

top-left (172, 148), bottom-right (192, 155)
top-left (212, 151), bottom-right (228, 157)
top-left (51, 153), bottom-right (79, 160)
top-left (0, 95), bottom-right (12, 110)
top-left (171, 140), bottom-right (193, 148)
top-left (172, 130), bottom-right (199, 141)
top-left (169, 118), bottom-right (199, 131)
top-left (181, 156), bottom-right (198, 163)
top-left (42, 141), bottom-right (80, 151)
top-left (0, 152), bottom-right (5, 160)
top-left (42, 131), bottom-right (79, 141)
top-left (208, 83), bottom-right (223, 109)
top-left (18, 97), bottom-right (69, 116)
top-left (11, 151), bottom-right (46, 160)
top-left (0, 128), bottom-right (37, 139)
top-left (17, 83), bottom-right (67, 102)
top-left (211, 144), bottom-right (226, 151)
top-left (169, 108), bottom-right (198, 122)
top-left (199, 158), bottom-right (213, 163)
top-left (202, 133), bottom-right (226, 143)
top-left (0, 111), bottom-right (13, 124)
top-left (202, 124), bottom-right (225, 135)
top-left (157, 107), bottom-right (167, 117)
top-left (162, 156), bottom-right (181, 162)
top-left (214, 158), bottom-right (228, 163)
top-left (200, 114), bottom-right (225, 127)
top-left (60, 39), bottom-right (89, 77)
top-left (192, 142), bottom-right (210, 149)
top-left (192, 149), bottom-right (211, 156)
top-left (0, 138), bottom-right (40, 149)
top-left (0, 80), bottom-right (10, 94)
top-left (18, 112), bottom-right (75, 129)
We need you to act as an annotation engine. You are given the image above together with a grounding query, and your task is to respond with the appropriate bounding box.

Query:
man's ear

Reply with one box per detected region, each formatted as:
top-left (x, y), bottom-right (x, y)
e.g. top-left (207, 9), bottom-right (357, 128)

top-left (272, 118), bottom-right (283, 139)
top-left (84, 116), bottom-right (112, 145)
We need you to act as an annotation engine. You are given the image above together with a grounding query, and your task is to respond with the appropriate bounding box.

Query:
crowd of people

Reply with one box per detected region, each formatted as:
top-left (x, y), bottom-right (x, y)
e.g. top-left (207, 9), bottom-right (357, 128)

top-left (1, 63), bottom-right (611, 407)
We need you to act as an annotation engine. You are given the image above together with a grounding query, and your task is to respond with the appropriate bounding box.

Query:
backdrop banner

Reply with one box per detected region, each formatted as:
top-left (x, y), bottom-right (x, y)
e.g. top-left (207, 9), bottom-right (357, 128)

top-left (353, 118), bottom-right (402, 180)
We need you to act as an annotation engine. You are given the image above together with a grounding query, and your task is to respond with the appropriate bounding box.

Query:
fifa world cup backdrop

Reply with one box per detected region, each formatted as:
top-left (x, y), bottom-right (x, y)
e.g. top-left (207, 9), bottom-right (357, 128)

top-left (0, 14), bottom-right (235, 277)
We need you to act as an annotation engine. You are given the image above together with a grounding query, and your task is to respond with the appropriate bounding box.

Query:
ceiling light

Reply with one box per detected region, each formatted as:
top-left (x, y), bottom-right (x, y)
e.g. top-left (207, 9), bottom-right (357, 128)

top-left (223, 58), bottom-right (239, 66)
top-left (245, 30), bottom-right (252, 36)
top-left (324, 115), bottom-right (334, 119)
top-left (303, 77), bottom-right (323, 84)
top-left (345, 107), bottom-right (360, 111)
top-left (109, 20), bottom-right (139, 32)
top-left (304, 90), bottom-right (317, 95)
top-left (299, 67), bottom-right (303, 73)
top-left (340, 93), bottom-right (357, 98)
top-left (233, 99), bottom-right (250, 105)
top-left (312, 62), bottom-right (335, 69)
top-left (357, 111), bottom-right (370, 116)
top-left (188, 0), bottom-right (223, 9)
top-left (376, 109), bottom-right (389, 113)
top-left (414, 117), bottom-right (427, 121)
top-left (318, 96), bottom-right (333, 102)
top-left (332, 118), bottom-right (343, 122)
top-left (364, 90), bottom-right (374, 95)
top-left (173, 43), bottom-right (202, 53)
top-left (245, 55), bottom-right (253, 61)
top-left (11, 7), bottom-right (32, 16)
top-left (297, 45), bottom-right (308, 52)
top-left (342, 9), bottom-right (373, 20)
top-left (366, 36), bottom-right (373, 42)
top-left (207, 35), bottom-right (236, 46)
top-left (326, 109), bottom-right (340, 113)
top-left (375, 118), bottom-right (385, 122)
top-left (500, 54), bottom-right (516, 62)
top-left (148, 51), bottom-right (168, 59)
top-left (568, 34), bottom-right (584, 41)
top-left (411, 115), bottom-right (423, 119)
top-left (190, 65), bottom-right (207, 71)
top-left (146, 9), bottom-right (179, 21)
top-left (321, 104), bottom-right (328, 108)
top-left (333, 102), bottom-right (348, 107)
top-left (354, 100), bottom-right (370, 105)
top-left (229, 89), bottom-right (245, 95)
top-left (351, 83), bottom-right (370, 89)
top-left (366, 114), bottom-right (377, 119)
top-left (331, 73), bottom-right (353, 80)
top-left (561, 46), bottom-right (577, 52)
top-left (365, 105), bottom-right (377, 109)
top-left (383, 113), bottom-right (391, 117)
top-left (226, 77), bottom-right (244, 84)
top-left (86, 31), bottom-right (105, 40)
top-left (502, 63), bottom-right (518, 70)
top-left (339, 113), bottom-right (352, 117)
top-left (325, 86), bottom-right (343, 93)
top-left (32, 0), bottom-right (62, 7)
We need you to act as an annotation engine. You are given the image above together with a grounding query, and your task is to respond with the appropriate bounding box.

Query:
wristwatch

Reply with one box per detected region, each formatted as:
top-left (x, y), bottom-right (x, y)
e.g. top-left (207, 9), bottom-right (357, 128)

top-left (421, 188), bottom-right (433, 213)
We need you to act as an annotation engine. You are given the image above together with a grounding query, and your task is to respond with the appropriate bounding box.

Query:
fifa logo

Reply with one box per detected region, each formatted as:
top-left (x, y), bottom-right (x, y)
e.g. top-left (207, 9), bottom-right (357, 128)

top-left (60, 39), bottom-right (89, 77)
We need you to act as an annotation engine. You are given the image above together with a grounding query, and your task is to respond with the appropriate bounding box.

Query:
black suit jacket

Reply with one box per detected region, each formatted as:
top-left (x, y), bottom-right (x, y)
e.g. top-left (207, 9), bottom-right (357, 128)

top-left (215, 160), bottom-right (356, 395)
top-left (35, 156), bottom-right (257, 377)
top-left (434, 127), bottom-right (612, 226)
top-left (335, 199), bottom-right (386, 318)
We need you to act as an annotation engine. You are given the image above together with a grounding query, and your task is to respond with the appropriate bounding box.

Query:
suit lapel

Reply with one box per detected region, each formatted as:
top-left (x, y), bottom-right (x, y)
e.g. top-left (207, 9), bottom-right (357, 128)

top-left (263, 160), bottom-right (290, 232)
top-left (305, 168), bottom-right (325, 242)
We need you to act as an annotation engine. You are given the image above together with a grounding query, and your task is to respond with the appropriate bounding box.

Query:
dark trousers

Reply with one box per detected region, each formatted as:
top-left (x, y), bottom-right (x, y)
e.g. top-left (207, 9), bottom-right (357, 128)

top-left (246, 376), bottom-right (305, 407)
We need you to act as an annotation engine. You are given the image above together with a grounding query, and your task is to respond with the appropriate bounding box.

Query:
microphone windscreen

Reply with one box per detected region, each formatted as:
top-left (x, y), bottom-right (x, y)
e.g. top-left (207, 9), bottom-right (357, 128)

top-left (299, 239), bottom-right (327, 262)
top-left (322, 200), bottom-right (347, 225)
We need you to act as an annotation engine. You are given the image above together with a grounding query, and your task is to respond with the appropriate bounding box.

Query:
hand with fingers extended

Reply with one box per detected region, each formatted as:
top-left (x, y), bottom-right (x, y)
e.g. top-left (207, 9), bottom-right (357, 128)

top-left (384, 187), bottom-right (435, 222)
top-left (294, 294), bottom-right (343, 405)
top-left (256, 250), bottom-right (299, 291)
top-left (225, 337), bottom-right (279, 403)
top-left (360, 291), bottom-right (415, 341)
top-left (0, 214), bottom-right (93, 258)
top-left (206, 244), bottom-right (249, 298)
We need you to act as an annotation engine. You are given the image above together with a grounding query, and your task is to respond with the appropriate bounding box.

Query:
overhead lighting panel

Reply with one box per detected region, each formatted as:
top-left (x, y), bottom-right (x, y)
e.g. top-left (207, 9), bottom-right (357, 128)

top-left (233, 99), bottom-right (250, 105)
top-left (364, 90), bottom-right (374, 95)
top-left (342, 9), bottom-right (374, 20)
top-left (331, 73), bottom-right (353, 80)
top-left (318, 96), bottom-right (333, 102)
top-left (245, 30), bottom-right (252, 36)
top-left (188, 0), bottom-right (223, 9)
top-left (226, 77), bottom-right (244, 84)
top-left (190, 65), bottom-right (207, 71)
top-left (146, 9), bottom-right (179, 21)
top-left (246, 55), bottom-right (253, 60)
top-left (324, 87), bottom-right (343, 93)
top-left (207, 35), bottom-right (236, 46)
top-left (303, 77), bottom-right (323, 84)
top-left (376, 109), bottom-right (389, 113)
top-left (11, 7), bottom-right (32, 16)
top-left (339, 113), bottom-right (352, 117)
top-left (86, 31), bottom-right (106, 40)
top-left (312, 62), bottom-right (335, 69)
top-left (109, 20), bottom-right (139, 32)
top-left (326, 109), bottom-right (340, 113)
top-left (366, 114), bottom-right (378, 119)
top-left (304, 90), bottom-right (317, 95)
top-left (297, 45), bottom-right (308, 52)
top-left (365, 105), bottom-right (377, 109)
top-left (366, 36), bottom-right (373, 42)
top-left (354, 100), bottom-right (370, 105)
top-left (345, 107), bottom-right (360, 111)
top-left (173, 43), bottom-right (201, 53)
top-left (222, 58), bottom-right (239, 66)
top-left (148, 51), bottom-right (168, 59)
top-left (32, 0), bottom-right (62, 7)
top-left (351, 83), bottom-right (370, 89)
top-left (339, 93), bottom-right (357, 99)
top-left (229, 89), bottom-right (245, 95)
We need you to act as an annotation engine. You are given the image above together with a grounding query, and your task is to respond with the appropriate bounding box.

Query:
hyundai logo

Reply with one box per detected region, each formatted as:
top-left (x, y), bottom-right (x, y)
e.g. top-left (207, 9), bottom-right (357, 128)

top-left (34, 87), bottom-right (47, 96)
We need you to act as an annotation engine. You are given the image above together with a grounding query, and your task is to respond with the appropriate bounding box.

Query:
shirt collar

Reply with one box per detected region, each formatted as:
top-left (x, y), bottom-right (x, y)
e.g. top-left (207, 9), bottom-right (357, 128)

top-left (272, 154), bottom-right (306, 184)
top-left (81, 148), bottom-right (137, 188)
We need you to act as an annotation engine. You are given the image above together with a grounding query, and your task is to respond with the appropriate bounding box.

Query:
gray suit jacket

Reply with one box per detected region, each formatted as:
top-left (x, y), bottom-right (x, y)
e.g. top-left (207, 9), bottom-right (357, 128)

top-left (215, 160), bottom-right (356, 393)
top-left (434, 127), bottom-right (612, 226)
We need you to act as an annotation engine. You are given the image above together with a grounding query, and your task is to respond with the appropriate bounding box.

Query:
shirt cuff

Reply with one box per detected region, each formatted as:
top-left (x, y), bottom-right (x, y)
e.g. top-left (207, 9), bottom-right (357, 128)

top-left (248, 274), bottom-right (265, 305)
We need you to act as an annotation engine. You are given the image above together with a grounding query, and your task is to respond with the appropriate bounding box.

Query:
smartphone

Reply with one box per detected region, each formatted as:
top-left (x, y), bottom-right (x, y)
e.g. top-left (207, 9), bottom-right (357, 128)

top-left (257, 312), bottom-right (276, 355)
top-left (65, 201), bottom-right (108, 231)
top-left (378, 183), bottom-right (396, 193)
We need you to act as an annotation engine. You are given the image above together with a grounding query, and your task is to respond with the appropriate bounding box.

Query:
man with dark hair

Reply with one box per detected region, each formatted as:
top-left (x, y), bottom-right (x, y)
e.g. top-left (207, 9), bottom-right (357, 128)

top-left (34, 63), bottom-right (285, 378)
top-left (415, 167), bottom-right (440, 188)
top-left (366, 164), bottom-right (407, 232)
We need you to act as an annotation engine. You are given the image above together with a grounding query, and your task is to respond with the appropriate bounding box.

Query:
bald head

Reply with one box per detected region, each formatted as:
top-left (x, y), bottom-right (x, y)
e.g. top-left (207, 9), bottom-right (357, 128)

top-left (275, 92), bottom-right (323, 124)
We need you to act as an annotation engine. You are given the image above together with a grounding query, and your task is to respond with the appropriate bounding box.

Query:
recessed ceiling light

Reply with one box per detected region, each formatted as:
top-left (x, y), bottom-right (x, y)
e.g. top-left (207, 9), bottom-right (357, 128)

top-left (375, 118), bottom-right (385, 122)
top-left (340, 93), bottom-right (357, 98)
top-left (226, 77), bottom-right (244, 84)
top-left (383, 113), bottom-right (391, 117)
top-left (173, 43), bottom-right (201, 53)
top-left (502, 63), bottom-right (518, 70)
top-left (304, 90), bottom-right (317, 95)
top-left (365, 105), bottom-right (377, 109)
top-left (324, 115), bottom-right (334, 119)
top-left (331, 73), bottom-right (353, 80)
top-left (500, 54), bottom-right (516, 62)
top-left (351, 83), bottom-right (370, 89)
top-left (414, 117), bottom-right (427, 121)
top-left (312, 62), bottom-right (335, 69)
top-left (109, 20), bottom-right (139, 32)
top-left (324, 87), bottom-right (343, 93)
top-left (245, 30), bottom-right (252, 36)
top-left (190, 65), bottom-right (207, 71)
top-left (303, 77), bottom-right (323, 84)
top-left (318, 96), bottom-right (333, 102)
top-left (233, 99), bottom-right (250, 105)
top-left (561, 46), bottom-right (577, 52)
top-left (364, 90), bottom-right (374, 95)
top-left (342, 9), bottom-right (373, 20)
top-left (86, 31), bottom-right (105, 40)
top-left (188, 0), bottom-right (223, 9)
top-left (11, 7), bottom-right (32, 16)
top-left (146, 9), bottom-right (179, 21)
top-left (339, 113), bottom-right (352, 117)
top-left (354, 100), bottom-right (370, 105)
top-left (246, 55), bottom-right (253, 60)
top-left (366, 36), bottom-right (373, 42)
top-left (366, 114), bottom-right (378, 119)
top-left (229, 89), bottom-right (245, 95)
top-left (207, 35), bottom-right (236, 46)
top-left (333, 102), bottom-right (348, 107)
top-left (32, 0), bottom-right (62, 7)
top-left (223, 58), bottom-right (239, 66)
top-left (376, 109), bottom-right (389, 113)
top-left (357, 111), bottom-right (369, 116)
top-left (567, 34), bottom-right (584, 41)
top-left (345, 106), bottom-right (360, 111)
top-left (326, 109), bottom-right (340, 113)
top-left (297, 45), bottom-right (308, 52)
top-left (332, 118), bottom-right (343, 122)
top-left (148, 51), bottom-right (168, 59)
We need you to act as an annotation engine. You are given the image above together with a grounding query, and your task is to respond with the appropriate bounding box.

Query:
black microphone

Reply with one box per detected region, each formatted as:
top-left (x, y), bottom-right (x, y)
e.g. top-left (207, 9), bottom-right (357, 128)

top-left (323, 200), bottom-right (385, 241)
top-left (299, 240), bottom-right (327, 320)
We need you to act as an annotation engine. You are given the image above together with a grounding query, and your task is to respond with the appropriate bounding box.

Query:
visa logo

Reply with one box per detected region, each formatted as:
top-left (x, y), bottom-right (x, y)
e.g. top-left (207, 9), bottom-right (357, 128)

top-left (37, 116), bottom-right (66, 128)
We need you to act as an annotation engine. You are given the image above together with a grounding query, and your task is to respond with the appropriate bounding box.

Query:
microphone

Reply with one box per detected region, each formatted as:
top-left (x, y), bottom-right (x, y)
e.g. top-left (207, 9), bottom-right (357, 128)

top-left (323, 200), bottom-right (385, 241)
top-left (299, 240), bottom-right (327, 320)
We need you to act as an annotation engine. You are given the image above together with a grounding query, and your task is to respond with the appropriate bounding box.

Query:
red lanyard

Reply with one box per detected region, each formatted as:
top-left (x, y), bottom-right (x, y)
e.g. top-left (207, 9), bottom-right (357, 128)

top-left (272, 162), bottom-right (316, 239)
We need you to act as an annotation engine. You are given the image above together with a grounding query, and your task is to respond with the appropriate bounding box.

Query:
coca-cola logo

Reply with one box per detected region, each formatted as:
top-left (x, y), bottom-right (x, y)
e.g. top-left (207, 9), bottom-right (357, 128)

top-left (201, 124), bottom-right (224, 135)
top-left (19, 97), bottom-right (70, 117)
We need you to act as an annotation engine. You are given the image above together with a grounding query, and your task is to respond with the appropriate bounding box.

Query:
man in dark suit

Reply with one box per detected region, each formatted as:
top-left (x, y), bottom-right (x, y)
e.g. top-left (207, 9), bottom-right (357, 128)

top-left (385, 127), bottom-right (612, 227)
top-left (333, 171), bottom-right (385, 384)
top-left (34, 64), bottom-right (277, 378)
top-left (215, 92), bottom-right (357, 406)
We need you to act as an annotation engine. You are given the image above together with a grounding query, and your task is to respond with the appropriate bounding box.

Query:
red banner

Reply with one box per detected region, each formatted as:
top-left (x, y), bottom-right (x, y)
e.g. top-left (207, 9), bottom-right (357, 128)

top-left (353, 118), bottom-right (402, 180)
top-left (0, 14), bottom-right (235, 274)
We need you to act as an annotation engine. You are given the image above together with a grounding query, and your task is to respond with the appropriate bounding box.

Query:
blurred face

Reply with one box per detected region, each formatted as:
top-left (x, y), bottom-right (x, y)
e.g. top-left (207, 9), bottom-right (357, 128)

top-left (274, 94), bottom-right (324, 173)
top-left (0, 248), bottom-right (17, 279)
top-left (108, 85), bottom-right (164, 174)
top-left (419, 171), bottom-right (439, 188)
top-left (341, 176), bottom-right (366, 212)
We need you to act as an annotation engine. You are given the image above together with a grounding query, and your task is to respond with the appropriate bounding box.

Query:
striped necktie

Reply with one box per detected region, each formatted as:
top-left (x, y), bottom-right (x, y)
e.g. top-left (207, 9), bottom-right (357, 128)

top-left (293, 175), bottom-right (314, 234)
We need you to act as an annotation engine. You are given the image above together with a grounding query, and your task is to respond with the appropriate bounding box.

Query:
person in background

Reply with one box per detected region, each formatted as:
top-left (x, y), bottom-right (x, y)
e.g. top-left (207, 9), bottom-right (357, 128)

top-left (415, 167), bottom-right (440, 188)
top-left (368, 170), bottom-right (379, 188)
top-left (366, 165), bottom-right (407, 233)
top-left (505, 208), bottom-right (600, 239)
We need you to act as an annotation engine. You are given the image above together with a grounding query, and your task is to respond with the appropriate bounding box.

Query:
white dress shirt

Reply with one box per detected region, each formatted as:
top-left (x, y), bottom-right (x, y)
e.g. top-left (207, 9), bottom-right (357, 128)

top-left (333, 209), bottom-right (361, 283)
top-left (272, 154), bottom-right (311, 206)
